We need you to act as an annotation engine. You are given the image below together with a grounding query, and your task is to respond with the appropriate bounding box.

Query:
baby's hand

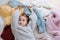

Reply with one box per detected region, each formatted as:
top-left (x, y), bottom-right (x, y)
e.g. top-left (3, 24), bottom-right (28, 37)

top-left (28, 6), bottom-right (32, 8)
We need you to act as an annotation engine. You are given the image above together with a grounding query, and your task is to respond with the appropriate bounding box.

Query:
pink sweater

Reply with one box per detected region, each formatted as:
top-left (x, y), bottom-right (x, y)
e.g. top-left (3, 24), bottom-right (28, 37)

top-left (46, 9), bottom-right (60, 40)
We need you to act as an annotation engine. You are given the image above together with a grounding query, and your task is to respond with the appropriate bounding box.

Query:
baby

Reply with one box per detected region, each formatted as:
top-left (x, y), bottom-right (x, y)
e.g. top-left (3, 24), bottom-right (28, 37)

top-left (11, 9), bottom-right (37, 40)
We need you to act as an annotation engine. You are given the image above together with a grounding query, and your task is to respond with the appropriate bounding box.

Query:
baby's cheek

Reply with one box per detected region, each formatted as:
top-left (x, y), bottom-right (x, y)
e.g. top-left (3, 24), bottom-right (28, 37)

top-left (24, 22), bottom-right (27, 25)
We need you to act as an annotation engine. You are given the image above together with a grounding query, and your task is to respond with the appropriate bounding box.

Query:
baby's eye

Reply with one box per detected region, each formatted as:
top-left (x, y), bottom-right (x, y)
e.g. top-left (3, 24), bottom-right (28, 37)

top-left (19, 19), bottom-right (21, 21)
top-left (23, 20), bottom-right (25, 22)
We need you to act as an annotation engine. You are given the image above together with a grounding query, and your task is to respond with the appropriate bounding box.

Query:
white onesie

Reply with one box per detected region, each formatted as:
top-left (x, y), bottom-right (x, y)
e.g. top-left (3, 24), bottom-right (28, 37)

top-left (11, 9), bottom-right (37, 40)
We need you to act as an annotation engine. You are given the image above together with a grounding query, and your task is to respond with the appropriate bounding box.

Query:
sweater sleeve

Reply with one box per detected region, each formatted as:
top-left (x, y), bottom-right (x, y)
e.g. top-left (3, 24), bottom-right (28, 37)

top-left (11, 9), bottom-right (20, 36)
top-left (29, 11), bottom-right (37, 31)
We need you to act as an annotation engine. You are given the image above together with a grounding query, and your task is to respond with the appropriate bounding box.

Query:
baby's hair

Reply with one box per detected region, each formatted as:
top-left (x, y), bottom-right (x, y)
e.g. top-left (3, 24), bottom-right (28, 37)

top-left (19, 13), bottom-right (30, 24)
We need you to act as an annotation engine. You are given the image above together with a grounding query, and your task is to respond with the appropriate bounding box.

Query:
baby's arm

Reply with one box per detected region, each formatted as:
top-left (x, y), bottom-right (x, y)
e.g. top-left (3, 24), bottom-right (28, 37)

top-left (29, 11), bottom-right (37, 30)
top-left (11, 9), bottom-right (20, 35)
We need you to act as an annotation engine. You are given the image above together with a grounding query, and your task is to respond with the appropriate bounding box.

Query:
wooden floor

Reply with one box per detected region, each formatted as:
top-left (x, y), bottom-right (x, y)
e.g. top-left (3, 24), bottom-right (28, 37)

top-left (1, 25), bottom-right (14, 40)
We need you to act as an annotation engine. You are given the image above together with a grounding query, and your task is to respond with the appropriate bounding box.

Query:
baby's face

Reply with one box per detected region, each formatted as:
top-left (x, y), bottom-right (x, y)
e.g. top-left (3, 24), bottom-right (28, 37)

top-left (18, 16), bottom-right (28, 26)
